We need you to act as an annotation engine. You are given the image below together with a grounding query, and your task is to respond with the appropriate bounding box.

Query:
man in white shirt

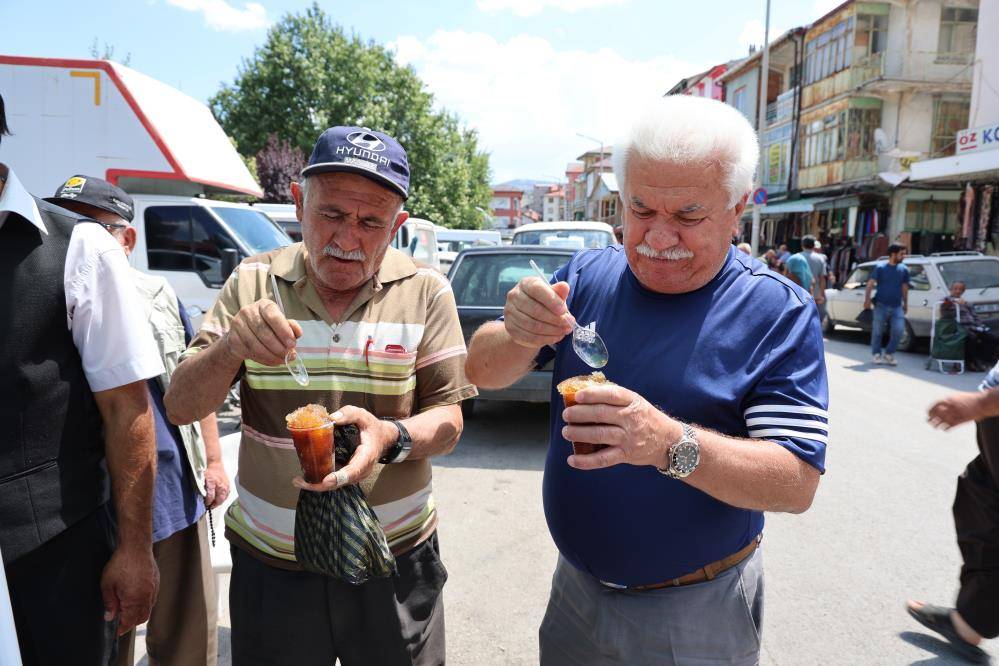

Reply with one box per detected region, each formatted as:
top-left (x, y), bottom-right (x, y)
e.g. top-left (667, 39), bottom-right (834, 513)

top-left (0, 96), bottom-right (164, 666)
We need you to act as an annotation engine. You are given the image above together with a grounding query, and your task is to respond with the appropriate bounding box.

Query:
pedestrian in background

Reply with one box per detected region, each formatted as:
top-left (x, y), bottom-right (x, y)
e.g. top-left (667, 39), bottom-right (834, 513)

top-left (785, 250), bottom-right (814, 291)
top-left (48, 176), bottom-right (229, 666)
top-left (0, 95), bottom-right (162, 665)
top-left (864, 243), bottom-right (910, 366)
top-left (466, 95), bottom-right (827, 666)
top-left (907, 359), bottom-right (999, 664)
top-left (800, 235), bottom-right (828, 318)
top-left (942, 280), bottom-right (999, 372)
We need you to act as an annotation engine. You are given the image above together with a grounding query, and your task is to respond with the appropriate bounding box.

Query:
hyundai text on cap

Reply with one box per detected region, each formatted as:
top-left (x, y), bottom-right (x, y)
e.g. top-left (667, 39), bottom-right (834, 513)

top-left (301, 126), bottom-right (410, 200)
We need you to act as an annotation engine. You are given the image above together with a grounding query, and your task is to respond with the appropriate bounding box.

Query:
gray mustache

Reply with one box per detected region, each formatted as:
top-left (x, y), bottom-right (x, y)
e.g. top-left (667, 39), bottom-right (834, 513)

top-left (323, 246), bottom-right (366, 261)
top-left (636, 244), bottom-right (694, 260)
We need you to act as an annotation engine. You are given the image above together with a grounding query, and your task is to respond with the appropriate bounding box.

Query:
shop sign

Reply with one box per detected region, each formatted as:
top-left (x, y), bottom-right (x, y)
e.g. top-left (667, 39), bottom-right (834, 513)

top-left (956, 123), bottom-right (999, 155)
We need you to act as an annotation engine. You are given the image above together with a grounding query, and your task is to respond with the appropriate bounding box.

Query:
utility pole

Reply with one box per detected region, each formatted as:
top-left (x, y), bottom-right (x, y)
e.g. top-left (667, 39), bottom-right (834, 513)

top-left (750, 0), bottom-right (772, 256)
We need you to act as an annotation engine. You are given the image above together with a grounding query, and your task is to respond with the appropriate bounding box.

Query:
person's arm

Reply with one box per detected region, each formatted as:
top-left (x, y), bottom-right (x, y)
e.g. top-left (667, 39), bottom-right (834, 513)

top-left (902, 282), bottom-right (909, 314)
top-left (928, 389), bottom-right (999, 429)
top-left (465, 277), bottom-right (573, 389)
top-left (166, 271), bottom-right (302, 425)
top-left (93, 381), bottom-right (159, 635)
top-left (864, 278), bottom-right (876, 309)
top-left (563, 388), bottom-right (820, 513)
top-left (563, 302), bottom-right (827, 514)
top-left (64, 223), bottom-right (163, 635)
top-left (293, 403), bottom-right (463, 492)
top-left (814, 271), bottom-right (827, 304)
top-left (166, 335), bottom-right (246, 424)
top-left (199, 413), bottom-right (230, 509)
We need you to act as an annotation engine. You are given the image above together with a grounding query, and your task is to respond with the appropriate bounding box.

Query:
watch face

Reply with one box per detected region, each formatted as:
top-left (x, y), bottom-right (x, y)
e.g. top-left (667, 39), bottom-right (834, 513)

top-left (672, 441), bottom-right (700, 475)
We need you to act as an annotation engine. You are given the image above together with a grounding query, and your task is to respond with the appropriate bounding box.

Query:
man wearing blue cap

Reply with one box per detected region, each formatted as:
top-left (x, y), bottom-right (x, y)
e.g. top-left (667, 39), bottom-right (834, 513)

top-left (167, 127), bottom-right (476, 665)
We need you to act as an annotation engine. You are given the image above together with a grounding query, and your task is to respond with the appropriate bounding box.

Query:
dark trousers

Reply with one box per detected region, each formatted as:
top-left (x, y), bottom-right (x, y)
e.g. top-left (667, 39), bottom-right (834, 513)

top-left (965, 328), bottom-right (999, 369)
top-left (954, 416), bottom-right (999, 638)
top-left (230, 532), bottom-right (447, 665)
top-left (5, 505), bottom-right (117, 666)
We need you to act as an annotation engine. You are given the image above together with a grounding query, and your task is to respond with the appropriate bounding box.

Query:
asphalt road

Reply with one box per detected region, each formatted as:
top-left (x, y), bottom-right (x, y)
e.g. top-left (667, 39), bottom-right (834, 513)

top-left (134, 328), bottom-right (996, 665)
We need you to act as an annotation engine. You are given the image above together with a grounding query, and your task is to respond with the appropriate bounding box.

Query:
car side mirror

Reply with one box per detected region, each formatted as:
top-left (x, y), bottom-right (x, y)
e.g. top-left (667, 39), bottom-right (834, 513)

top-left (220, 248), bottom-right (240, 283)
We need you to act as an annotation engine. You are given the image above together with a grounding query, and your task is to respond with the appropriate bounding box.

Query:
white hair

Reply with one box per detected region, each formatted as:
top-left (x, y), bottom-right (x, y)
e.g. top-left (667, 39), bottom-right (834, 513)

top-left (613, 95), bottom-right (760, 209)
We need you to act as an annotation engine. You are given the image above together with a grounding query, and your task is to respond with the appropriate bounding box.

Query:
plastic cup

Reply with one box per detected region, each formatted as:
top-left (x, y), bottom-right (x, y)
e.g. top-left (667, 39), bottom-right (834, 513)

top-left (287, 421), bottom-right (336, 484)
top-left (556, 373), bottom-right (613, 456)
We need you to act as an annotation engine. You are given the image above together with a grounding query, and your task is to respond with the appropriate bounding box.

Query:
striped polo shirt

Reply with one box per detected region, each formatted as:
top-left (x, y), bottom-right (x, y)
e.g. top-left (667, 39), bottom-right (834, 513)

top-left (181, 244), bottom-right (476, 567)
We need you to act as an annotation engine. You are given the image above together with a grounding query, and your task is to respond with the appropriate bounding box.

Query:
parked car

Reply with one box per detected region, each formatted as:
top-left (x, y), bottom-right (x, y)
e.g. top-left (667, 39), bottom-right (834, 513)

top-left (823, 251), bottom-right (999, 351)
top-left (448, 245), bottom-right (576, 415)
top-left (511, 221), bottom-right (614, 250)
top-left (435, 227), bottom-right (502, 275)
top-left (253, 203), bottom-right (301, 241)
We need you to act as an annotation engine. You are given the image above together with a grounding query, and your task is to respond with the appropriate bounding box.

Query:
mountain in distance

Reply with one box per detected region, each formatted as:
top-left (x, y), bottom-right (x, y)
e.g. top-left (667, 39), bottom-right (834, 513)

top-left (491, 178), bottom-right (557, 192)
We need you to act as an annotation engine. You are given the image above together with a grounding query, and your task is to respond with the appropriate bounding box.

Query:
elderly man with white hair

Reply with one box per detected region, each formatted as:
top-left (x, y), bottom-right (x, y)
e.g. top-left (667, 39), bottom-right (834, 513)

top-left (465, 95), bottom-right (828, 665)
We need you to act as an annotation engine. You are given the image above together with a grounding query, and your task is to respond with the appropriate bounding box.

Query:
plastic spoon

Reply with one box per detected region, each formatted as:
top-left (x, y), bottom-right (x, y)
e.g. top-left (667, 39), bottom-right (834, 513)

top-left (269, 274), bottom-right (310, 386)
top-left (529, 260), bottom-right (608, 369)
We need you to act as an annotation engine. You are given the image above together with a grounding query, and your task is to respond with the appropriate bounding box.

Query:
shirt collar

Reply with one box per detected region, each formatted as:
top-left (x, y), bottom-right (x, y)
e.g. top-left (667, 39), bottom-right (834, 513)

top-left (0, 164), bottom-right (46, 234)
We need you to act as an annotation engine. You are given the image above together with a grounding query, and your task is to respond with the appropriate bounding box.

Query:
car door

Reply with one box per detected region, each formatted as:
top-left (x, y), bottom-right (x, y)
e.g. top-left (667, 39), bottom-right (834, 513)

top-left (831, 265), bottom-right (873, 324)
top-left (903, 262), bottom-right (936, 337)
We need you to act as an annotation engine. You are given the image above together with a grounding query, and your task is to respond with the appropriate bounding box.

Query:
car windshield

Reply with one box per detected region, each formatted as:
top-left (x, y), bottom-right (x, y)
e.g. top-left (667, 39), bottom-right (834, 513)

top-left (441, 239), bottom-right (499, 253)
top-left (451, 253), bottom-right (571, 307)
top-left (937, 259), bottom-right (999, 291)
top-left (514, 230), bottom-right (612, 249)
top-left (212, 207), bottom-right (292, 254)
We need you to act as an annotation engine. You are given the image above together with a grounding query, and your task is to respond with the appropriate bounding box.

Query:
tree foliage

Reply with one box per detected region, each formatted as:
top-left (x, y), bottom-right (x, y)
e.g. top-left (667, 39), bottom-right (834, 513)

top-left (256, 134), bottom-right (305, 203)
top-left (210, 4), bottom-right (492, 228)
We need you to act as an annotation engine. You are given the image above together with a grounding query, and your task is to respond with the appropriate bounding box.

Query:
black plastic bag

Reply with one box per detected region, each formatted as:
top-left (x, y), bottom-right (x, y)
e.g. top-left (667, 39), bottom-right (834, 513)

top-left (293, 424), bottom-right (397, 584)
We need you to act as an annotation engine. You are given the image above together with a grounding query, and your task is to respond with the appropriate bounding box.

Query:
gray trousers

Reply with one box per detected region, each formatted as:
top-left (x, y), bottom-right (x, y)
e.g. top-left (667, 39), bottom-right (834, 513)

top-left (539, 548), bottom-right (764, 665)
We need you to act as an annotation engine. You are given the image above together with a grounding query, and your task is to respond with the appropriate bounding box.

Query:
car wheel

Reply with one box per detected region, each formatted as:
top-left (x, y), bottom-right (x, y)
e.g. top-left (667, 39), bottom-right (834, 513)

top-left (896, 320), bottom-right (916, 353)
top-left (461, 399), bottom-right (475, 418)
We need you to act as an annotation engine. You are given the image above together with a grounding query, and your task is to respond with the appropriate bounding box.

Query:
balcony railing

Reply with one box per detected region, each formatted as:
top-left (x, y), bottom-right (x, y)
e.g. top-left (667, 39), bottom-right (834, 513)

top-left (851, 51), bottom-right (974, 88)
top-left (765, 87), bottom-right (798, 126)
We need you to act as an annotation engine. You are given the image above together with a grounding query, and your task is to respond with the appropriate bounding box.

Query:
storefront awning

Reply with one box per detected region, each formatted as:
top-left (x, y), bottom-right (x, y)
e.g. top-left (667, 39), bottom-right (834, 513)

top-left (759, 196), bottom-right (835, 214)
top-left (910, 150), bottom-right (999, 183)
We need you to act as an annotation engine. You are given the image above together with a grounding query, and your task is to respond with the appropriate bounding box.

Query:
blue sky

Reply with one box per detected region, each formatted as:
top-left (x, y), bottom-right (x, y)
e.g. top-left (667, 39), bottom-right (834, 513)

top-left (1, 0), bottom-right (840, 182)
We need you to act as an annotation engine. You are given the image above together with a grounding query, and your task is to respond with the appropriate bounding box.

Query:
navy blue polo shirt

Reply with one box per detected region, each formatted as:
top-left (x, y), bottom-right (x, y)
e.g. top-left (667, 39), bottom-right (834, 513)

top-left (535, 246), bottom-right (828, 587)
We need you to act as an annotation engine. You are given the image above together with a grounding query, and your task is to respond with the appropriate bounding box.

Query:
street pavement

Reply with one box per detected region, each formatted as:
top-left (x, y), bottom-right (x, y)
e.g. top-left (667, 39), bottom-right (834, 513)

top-left (134, 329), bottom-right (995, 664)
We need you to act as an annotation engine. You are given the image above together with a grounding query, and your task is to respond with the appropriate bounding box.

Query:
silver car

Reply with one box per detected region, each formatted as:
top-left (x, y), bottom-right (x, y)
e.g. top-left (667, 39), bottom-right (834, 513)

top-left (823, 251), bottom-right (999, 351)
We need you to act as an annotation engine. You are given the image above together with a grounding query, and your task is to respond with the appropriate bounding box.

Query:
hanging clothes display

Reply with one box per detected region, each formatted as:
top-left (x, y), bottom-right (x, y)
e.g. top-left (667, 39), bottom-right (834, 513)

top-left (977, 185), bottom-right (994, 253)
top-left (960, 183), bottom-right (975, 250)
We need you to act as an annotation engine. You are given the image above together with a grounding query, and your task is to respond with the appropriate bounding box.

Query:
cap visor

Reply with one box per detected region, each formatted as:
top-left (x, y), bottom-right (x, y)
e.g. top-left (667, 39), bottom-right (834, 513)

top-left (300, 163), bottom-right (408, 200)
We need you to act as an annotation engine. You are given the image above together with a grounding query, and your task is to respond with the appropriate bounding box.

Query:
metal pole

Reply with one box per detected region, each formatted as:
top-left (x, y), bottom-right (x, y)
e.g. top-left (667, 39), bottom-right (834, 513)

top-left (751, 0), bottom-right (772, 256)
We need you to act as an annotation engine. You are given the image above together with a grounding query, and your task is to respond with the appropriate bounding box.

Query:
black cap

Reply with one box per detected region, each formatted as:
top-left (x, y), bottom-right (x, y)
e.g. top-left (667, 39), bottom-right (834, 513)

top-left (301, 126), bottom-right (410, 199)
top-left (45, 175), bottom-right (135, 222)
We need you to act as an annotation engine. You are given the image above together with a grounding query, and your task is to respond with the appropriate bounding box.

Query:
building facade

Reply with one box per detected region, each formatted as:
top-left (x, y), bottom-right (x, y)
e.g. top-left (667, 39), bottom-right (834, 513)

top-left (490, 189), bottom-right (524, 230)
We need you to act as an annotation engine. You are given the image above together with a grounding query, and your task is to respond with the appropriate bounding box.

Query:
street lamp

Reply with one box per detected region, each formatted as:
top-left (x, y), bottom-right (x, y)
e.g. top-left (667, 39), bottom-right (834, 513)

top-left (576, 132), bottom-right (606, 220)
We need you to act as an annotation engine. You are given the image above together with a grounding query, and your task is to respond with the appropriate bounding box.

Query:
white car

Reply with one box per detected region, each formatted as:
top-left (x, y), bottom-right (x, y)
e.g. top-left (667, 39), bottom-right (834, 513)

top-left (823, 251), bottom-right (999, 351)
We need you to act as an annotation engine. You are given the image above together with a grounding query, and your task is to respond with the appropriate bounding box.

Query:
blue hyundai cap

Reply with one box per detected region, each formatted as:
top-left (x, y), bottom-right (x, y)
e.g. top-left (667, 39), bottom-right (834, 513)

top-left (301, 126), bottom-right (410, 199)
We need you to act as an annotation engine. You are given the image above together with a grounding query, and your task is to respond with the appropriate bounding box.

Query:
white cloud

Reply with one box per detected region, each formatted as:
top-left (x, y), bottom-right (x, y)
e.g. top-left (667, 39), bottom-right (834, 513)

top-left (390, 30), bottom-right (705, 183)
top-left (166, 0), bottom-right (270, 31)
top-left (813, 0), bottom-right (846, 18)
top-left (476, 0), bottom-right (627, 18)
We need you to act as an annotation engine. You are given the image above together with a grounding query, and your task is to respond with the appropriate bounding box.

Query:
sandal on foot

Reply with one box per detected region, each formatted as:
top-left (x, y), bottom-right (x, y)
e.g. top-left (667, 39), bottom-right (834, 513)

top-left (907, 604), bottom-right (991, 664)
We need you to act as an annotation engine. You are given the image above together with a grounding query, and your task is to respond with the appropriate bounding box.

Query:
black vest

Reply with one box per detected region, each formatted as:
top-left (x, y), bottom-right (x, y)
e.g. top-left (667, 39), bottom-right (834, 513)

top-left (0, 201), bottom-right (108, 563)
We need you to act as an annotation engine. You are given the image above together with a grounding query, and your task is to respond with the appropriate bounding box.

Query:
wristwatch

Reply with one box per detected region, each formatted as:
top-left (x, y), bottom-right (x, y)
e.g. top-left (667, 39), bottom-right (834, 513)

top-left (657, 422), bottom-right (700, 479)
top-left (379, 418), bottom-right (413, 464)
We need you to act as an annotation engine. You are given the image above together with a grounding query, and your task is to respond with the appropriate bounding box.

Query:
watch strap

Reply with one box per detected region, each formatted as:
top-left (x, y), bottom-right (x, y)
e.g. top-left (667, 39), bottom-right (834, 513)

top-left (657, 422), bottom-right (698, 479)
top-left (379, 418), bottom-right (413, 464)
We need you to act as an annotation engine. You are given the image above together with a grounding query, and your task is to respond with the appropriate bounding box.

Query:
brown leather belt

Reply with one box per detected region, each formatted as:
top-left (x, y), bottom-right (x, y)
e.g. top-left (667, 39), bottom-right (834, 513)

top-left (628, 533), bottom-right (762, 591)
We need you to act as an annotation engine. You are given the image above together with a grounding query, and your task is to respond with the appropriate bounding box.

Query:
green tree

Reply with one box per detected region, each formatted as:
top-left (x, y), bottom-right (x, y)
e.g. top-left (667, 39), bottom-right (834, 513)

top-left (210, 4), bottom-right (491, 228)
